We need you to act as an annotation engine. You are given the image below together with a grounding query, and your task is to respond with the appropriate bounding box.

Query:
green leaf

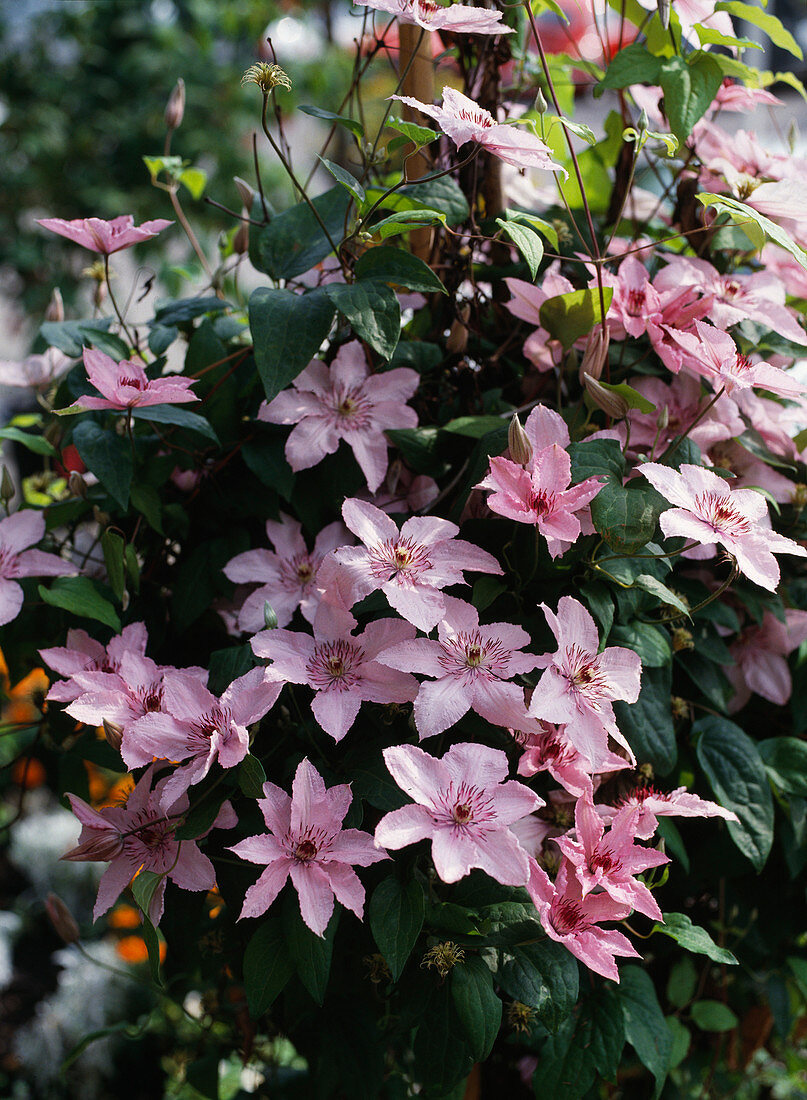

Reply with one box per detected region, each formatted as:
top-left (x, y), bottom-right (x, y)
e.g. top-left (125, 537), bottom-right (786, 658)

top-left (759, 737), bottom-right (807, 796)
top-left (611, 622), bottom-right (671, 667)
top-left (413, 989), bottom-right (474, 1096)
top-left (238, 753), bottom-right (267, 798)
top-left (248, 287), bottom-right (335, 402)
top-left (154, 297), bottom-right (227, 326)
top-left (697, 193), bottom-right (807, 270)
top-left (498, 938), bottom-right (579, 1032)
top-left (441, 415), bottom-right (505, 438)
top-left (634, 574), bottom-right (691, 618)
top-left (666, 1016), bottom-right (691, 1069)
top-left (41, 318), bottom-right (127, 360)
top-left (620, 966), bottom-right (672, 1100)
top-left (653, 913), bottom-right (738, 964)
top-left (283, 901), bottom-right (338, 1004)
top-left (368, 208), bottom-right (448, 241)
top-left (396, 174), bottom-right (471, 225)
top-left (659, 54), bottom-right (723, 143)
top-left (325, 281), bottom-right (401, 360)
top-left (130, 870), bottom-right (165, 985)
top-left (385, 116), bottom-right (439, 149)
top-left (569, 437), bottom-right (625, 483)
top-left (207, 645), bottom-right (255, 695)
top-left (243, 919), bottom-right (295, 1017)
top-left (129, 484), bottom-right (163, 534)
top-left (716, 1), bottom-right (803, 58)
top-left (71, 419), bottom-right (133, 510)
top-left (538, 987), bottom-right (626, 1098)
top-left (691, 1000), bottom-right (738, 1032)
top-left (299, 104), bottom-right (364, 139)
top-left (602, 42), bottom-right (663, 89)
top-left (593, 379), bottom-right (656, 413)
top-left (666, 956), bottom-right (698, 1009)
top-left (179, 166), bottom-right (207, 199)
top-left (539, 288), bottom-right (613, 350)
top-left (450, 957), bottom-right (502, 1062)
top-left (693, 24), bottom-right (762, 49)
top-left (101, 529), bottom-right (126, 602)
top-left (130, 404), bottom-right (218, 443)
top-left (318, 156), bottom-right (365, 206)
top-left (694, 715), bottom-right (774, 870)
top-left (613, 664), bottom-right (677, 775)
top-left (495, 218), bottom-right (545, 280)
top-left (503, 208), bottom-right (559, 249)
top-left (249, 186), bottom-right (350, 279)
top-left (592, 480), bottom-right (664, 554)
top-left (368, 877), bottom-right (425, 981)
top-left (39, 576), bottom-right (121, 632)
top-left (355, 246), bottom-right (447, 294)
top-left (0, 427), bottom-right (57, 456)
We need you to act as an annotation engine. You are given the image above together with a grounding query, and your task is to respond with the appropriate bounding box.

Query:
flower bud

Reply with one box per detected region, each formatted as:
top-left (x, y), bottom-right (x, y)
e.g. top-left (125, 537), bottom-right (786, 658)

top-left (93, 505), bottom-right (110, 527)
top-left (45, 287), bottom-right (64, 323)
top-left (234, 213), bottom-right (249, 255)
top-left (165, 78), bottom-right (186, 131)
top-left (62, 829), bottom-right (124, 863)
top-left (45, 893), bottom-right (80, 944)
top-left (0, 466), bottom-right (15, 506)
top-left (68, 470), bottom-right (88, 500)
top-left (234, 176), bottom-right (257, 208)
top-left (637, 107), bottom-right (650, 134)
top-left (507, 415), bottom-right (533, 466)
top-left (672, 627), bottom-right (694, 652)
top-left (263, 601), bottom-right (278, 629)
top-left (578, 326), bottom-right (610, 383)
top-left (657, 0), bottom-right (671, 29)
top-left (102, 718), bottom-right (124, 753)
top-left (583, 373), bottom-right (629, 419)
top-left (657, 404), bottom-right (669, 431)
top-left (533, 88), bottom-right (548, 115)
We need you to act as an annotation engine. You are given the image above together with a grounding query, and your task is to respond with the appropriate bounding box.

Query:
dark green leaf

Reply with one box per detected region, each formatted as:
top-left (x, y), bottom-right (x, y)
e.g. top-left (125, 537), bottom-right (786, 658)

top-left (413, 989), bottom-right (474, 1096)
top-left (318, 156), bottom-right (365, 205)
top-left (129, 484), bottom-right (163, 534)
top-left (538, 987), bottom-right (626, 1098)
top-left (498, 938), bottom-right (579, 1032)
top-left (613, 664), bottom-right (677, 775)
top-left (691, 1000), bottom-right (738, 1032)
top-left (131, 403), bottom-right (218, 443)
top-left (249, 186), bottom-right (350, 279)
top-left (539, 288), bottom-right (613, 350)
top-left (659, 54), bottom-right (723, 143)
top-left (677, 649), bottom-right (731, 711)
top-left (620, 965), bottom-right (672, 1099)
top-left (299, 104), bottom-right (365, 139)
top-left (72, 419), bottom-right (133, 509)
top-left (355, 246), bottom-right (447, 294)
top-left (759, 737), bottom-right (807, 797)
top-left (591, 480), bottom-right (663, 554)
top-left (396, 175), bottom-right (471, 225)
top-left (249, 286), bottom-right (335, 403)
top-left (186, 1055), bottom-right (219, 1099)
top-left (602, 42), bottom-right (662, 88)
top-left (41, 318), bottom-right (128, 360)
top-left (101, 529), bottom-right (126, 602)
top-left (208, 645), bottom-right (256, 695)
top-left (666, 1016), bottom-right (691, 1069)
top-left (39, 576), bottom-right (121, 632)
top-left (283, 902), bottom-right (338, 1005)
top-left (450, 957), bottom-right (501, 1062)
top-left (242, 434), bottom-right (295, 500)
top-left (368, 877), bottom-right (425, 981)
top-left (385, 116), bottom-right (439, 149)
top-left (568, 438), bottom-right (625, 483)
top-left (611, 621), bottom-right (671, 667)
top-left (325, 281), bottom-right (401, 360)
top-left (495, 218), bottom-right (544, 279)
top-left (154, 296), bottom-right (227, 326)
top-left (653, 913), bottom-right (738, 964)
top-left (243, 919), bottom-right (295, 1017)
top-left (238, 753), bottom-right (267, 798)
top-left (666, 956), bottom-right (698, 1009)
top-left (368, 208), bottom-right (448, 241)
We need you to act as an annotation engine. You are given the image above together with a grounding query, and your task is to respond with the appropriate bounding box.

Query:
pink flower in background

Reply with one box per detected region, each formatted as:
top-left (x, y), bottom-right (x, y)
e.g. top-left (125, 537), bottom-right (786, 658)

top-left (555, 794), bottom-right (669, 920)
top-left (258, 341), bottom-right (419, 492)
top-left (252, 607), bottom-right (418, 742)
top-left (376, 742), bottom-right (542, 885)
top-left (625, 374), bottom-right (743, 457)
top-left (707, 439), bottom-right (796, 504)
top-left (354, 0), bottom-right (514, 34)
top-left (367, 460), bottom-right (439, 515)
top-left (223, 514), bottom-right (348, 633)
top-left (391, 88), bottom-right (564, 173)
top-left (322, 498), bottom-right (502, 632)
top-left (640, 462), bottom-right (807, 591)
top-left (515, 719), bottom-right (629, 798)
top-left (667, 321), bottom-right (805, 399)
top-left (37, 215), bottom-right (173, 254)
top-left (377, 597), bottom-right (542, 738)
top-left (528, 596), bottom-right (641, 763)
top-left (230, 758), bottom-right (386, 936)
top-left (726, 609), bottom-right (807, 712)
top-left (526, 858), bottom-right (640, 982)
top-left (0, 511), bottom-right (77, 627)
top-left (41, 622), bottom-right (148, 703)
top-left (0, 347), bottom-right (73, 390)
top-left (599, 784), bottom-right (738, 840)
top-left (123, 668), bottom-right (282, 808)
top-left (63, 764), bottom-right (230, 924)
top-left (68, 348), bottom-right (197, 412)
top-left (505, 268), bottom-right (575, 372)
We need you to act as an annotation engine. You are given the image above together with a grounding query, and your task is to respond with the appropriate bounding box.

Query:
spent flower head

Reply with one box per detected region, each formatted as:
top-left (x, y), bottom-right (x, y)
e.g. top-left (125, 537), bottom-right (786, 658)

top-left (241, 63), bottom-right (292, 94)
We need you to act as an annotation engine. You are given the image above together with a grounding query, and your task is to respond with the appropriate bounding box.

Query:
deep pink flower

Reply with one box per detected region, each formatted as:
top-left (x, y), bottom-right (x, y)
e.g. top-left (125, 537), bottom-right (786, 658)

top-left (515, 720), bottom-right (629, 798)
top-left (526, 857), bottom-right (640, 982)
top-left (726, 609), bottom-right (807, 712)
top-left (41, 622), bottom-right (148, 703)
top-left (375, 742), bottom-right (543, 885)
top-left (599, 784), bottom-right (738, 840)
top-left (666, 321), bottom-right (805, 399)
top-left (252, 607), bottom-right (418, 742)
top-left (258, 341), bottom-right (419, 492)
top-left (391, 88), bottom-right (563, 173)
top-left (62, 764), bottom-right (231, 924)
top-left (223, 514), bottom-right (348, 632)
top-left (37, 215), bottom-right (173, 254)
top-left (0, 510), bottom-right (77, 627)
top-left (68, 348), bottom-right (197, 412)
top-left (640, 462), bottom-right (807, 591)
top-left (322, 498), bottom-right (502, 632)
top-left (230, 758), bottom-right (387, 936)
top-left (378, 597), bottom-right (541, 738)
top-left (354, 0), bottom-right (514, 34)
top-left (528, 596), bottom-right (641, 764)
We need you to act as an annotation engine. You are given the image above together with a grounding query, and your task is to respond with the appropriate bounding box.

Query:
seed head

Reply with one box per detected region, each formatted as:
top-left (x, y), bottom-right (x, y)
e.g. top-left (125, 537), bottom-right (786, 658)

top-left (421, 941), bottom-right (465, 979)
top-left (241, 63), bottom-right (292, 94)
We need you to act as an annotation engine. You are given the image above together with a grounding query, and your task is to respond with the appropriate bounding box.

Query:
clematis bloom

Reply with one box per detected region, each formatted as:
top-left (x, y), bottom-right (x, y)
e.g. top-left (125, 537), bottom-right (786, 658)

top-left (37, 215), bottom-right (173, 254)
top-left (599, 784), bottom-right (738, 840)
top-left (41, 622), bottom-right (149, 703)
top-left (726, 609), bottom-right (807, 712)
top-left (0, 511), bottom-right (77, 627)
top-left (354, 0), bottom-right (514, 34)
top-left (69, 348), bottom-right (197, 412)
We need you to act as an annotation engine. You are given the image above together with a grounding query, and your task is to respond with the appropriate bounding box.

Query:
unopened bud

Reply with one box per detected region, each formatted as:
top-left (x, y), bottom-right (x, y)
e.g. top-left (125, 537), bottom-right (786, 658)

top-left (792, 483), bottom-right (807, 509)
top-left (121, 589), bottom-right (130, 612)
top-left (788, 119), bottom-right (799, 155)
top-left (165, 78), bottom-right (186, 131)
top-left (263, 601), bottom-right (278, 630)
top-left (93, 280), bottom-right (107, 310)
top-left (45, 893), bottom-right (80, 944)
top-left (234, 213), bottom-right (249, 254)
top-left (533, 88), bottom-right (548, 115)
top-left (507, 415), bottom-right (533, 466)
top-left (62, 829), bottom-right (124, 863)
top-left (0, 466), bottom-right (15, 506)
top-left (578, 326), bottom-right (610, 383)
top-left (657, 404), bottom-right (670, 431)
top-left (583, 373), bottom-right (629, 419)
top-left (68, 470), bottom-right (88, 499)
top-left (637, 107), bottom-right (649, 134)
top-left (657, 0), bottom-right (671, 29)
top-left (45, 287), bottom-right (64, 323)
top-left (102, 719), bottom-right (124, 752)
top-left (234, 176), bottom-right (257, 208)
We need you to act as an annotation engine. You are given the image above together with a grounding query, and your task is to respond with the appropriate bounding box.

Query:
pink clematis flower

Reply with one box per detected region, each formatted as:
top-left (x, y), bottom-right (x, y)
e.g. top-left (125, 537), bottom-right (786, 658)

top-left (41, 622), bottom-right (148, 703)
top-left (258, 341), bottom-right (419, 493)
top-left (378, 597), bottom-right (542, 738)
top-left (505, 267), bottom-right (576, 372)
top-left (230, 758), bottom-right (387, 936)
top-left (528, 596), bottom-right (641, 764)
top-left (725, 609), bottom-right (807, 712)
top-left (62, 764), bottom-right (232, 924)
top-left (122, 668), bottom-right (283, 808)
top-left (555, 794), bottom-right (669, 921)
top-left (223, 514), bottom-right (349, 633)
top-left (321, 498), bottom-right (502, 633)
top-left (68, 348), bottom-right (197, 412)
top-left (526, 857), bottom-right (640, 982)
top-left (515, 720), bottom-right (629, 798)
top-left (0, 347), bottom-right (73, 390)
top-left (37, 215), bottom-right (173, 254)
top-left (625, 374), bottom-right (744, 458)
top-left (666, 321), bottom-right (805, 399)
top-left (599, 784), bottom-right (737, 840)
top-left (375, 742), bottom-right (543, 885)
top-left (353, 0), bottom-right (514, 34)
top-left (0, 511), bottom-right (77, 627)
top-left (252, 606), bottom-right (419, 742)
top-left (639, 462), bottom-right (807, 591)
top-left (391, 88), bottom-right (564, 173)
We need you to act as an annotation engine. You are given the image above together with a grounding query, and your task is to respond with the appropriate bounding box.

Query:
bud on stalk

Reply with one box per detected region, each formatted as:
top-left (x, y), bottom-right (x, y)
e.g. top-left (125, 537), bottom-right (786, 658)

top-left (0, 466), bottom-right (15, 507)
top-left (263, 602), bottom-right (279, 630)
top-left (507, 415), bottom-right (533, 466)
top-left (657, 0), bottom-right (671, 29)
top-left (45, 287), bottom-right (64, 323)
top-left (46, 894), bottom-right (80, 944)
top-left (62, 830), bottom-right (124, 863)
top-left (68, 470), bottom-right (88, 500)
top-left (233, 177), bottom-right (257, 209)
top-left (102, 718), bottom-right (124, 753)
top-left (233, 212), bottom-right (249, 255)
top-left (583, 373), bottom-right (629, 419)
top-left (578, 325), bottom-right (610, 383)
top-left (165, 78), bottom-right (185, 131)
top-left (533, 88), bottom-right (548, 115)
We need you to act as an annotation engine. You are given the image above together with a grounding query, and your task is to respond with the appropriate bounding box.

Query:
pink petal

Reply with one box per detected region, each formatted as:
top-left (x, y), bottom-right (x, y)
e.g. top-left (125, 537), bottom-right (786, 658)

top-left (413, 677), bottom-right (472, 739)
top-left (289, 861), bottom-right (335, 937)
top-left (239, 860), bottom-right (291, 920)
top-left (383, 744), bottom-right (450, 806)
top-left (374, 803), bottom-right (435, 850)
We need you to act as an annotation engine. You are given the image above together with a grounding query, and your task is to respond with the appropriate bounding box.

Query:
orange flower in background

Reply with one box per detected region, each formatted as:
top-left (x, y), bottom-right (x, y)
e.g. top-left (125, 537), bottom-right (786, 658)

top-left (116, 934), bottom-right (167, 965)
top-left (84, 760), bottom-right (134, 809)
top-left (0, 646), bottom-right (49, 727)
top-left (108, 904), bottom-right (141, 930)
top-left (11, 756), bottom-right (46, 789)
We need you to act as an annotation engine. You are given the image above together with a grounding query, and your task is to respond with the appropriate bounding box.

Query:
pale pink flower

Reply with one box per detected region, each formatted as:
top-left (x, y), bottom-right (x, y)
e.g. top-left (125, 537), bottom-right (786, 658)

top-left (504, 268), bottom-right (575, 373)
top-left (41, 622), bottom-right (148, 703)
top-left (633, 0), bottom-right (733, 40)
top-left (726, 609), bottom-right (807, 712)
top-left (666, 321), bottom-right (805, 399)
top-left (390, 88), bottom-right (564, 173)
top-left (258, 341), bottom-right (419, 492)
top-left (366, 460), bottom-right (439, 515)
top-left (223, 514), bottom-right (348, 632)
top-left (353, 0), bottom-right (513, 34)
top-left (515, 720), bottom-right (629, 798)
top-left (759, 244), bottom-right (807, 301)
top-left (526, 857), bottom-right (640, 982)
top-left (599, 784), bottom-right (738, 840)
top-left (378, 597), bottom-right (541, 738)
top-left (376, 742), bottom-right (543, 885)
top-left (122, 668), bottom-right (282, 808)
top-left (322, 498), bottom-right (502, 632)
top-left (0, 348), bottom-right (72, 390)
top-left (707, 439), bottom-right (796, 504)
top-left (230, 758), bottom-right (386, 936)
top-left (37, 215), bottom-right (173, 254)
top-left (62, 764), bottom-right (230, 923)
top-left (640, 462), bottom-right (807, 591)
top-left (0, 510), bottom-right (77, 627)
top-left (252, 607), bottom-right (418, 742)
top-left (555, 794), bottom-right (669, 921)
top-left (68, 348), bottom-right (197, 412)
top-left (528, 596), bottom-right (641, 763)
top-left (709, 80), bottom-right (783, 114)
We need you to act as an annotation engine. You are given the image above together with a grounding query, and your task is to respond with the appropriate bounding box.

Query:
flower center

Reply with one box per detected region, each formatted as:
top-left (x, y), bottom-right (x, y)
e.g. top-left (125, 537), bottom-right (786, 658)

top-left (0, 546), bottom-right (20, 579)
top-left (562, 645), bottom-right (610, 708)
top-left (590, 847), bottom-right (621, 875)
top-left (369, 535), bottom-right (432, 585)
top-left (435, 781), bottom-right (496, 832)
top-left (626, 288), bottom-right (646, 316)
top-left (694, 491), bottom-right (752, 537)
top-left (118, 374), bottom-right (148, 390)
top-left (294, 839), bottom-right (318, 861)
top-left (452, 802), bottom-right (473, 825)
top-left (306, 639), bottom-right (364, 692)
top-left (456, 106), bottom-right (495, 129)
top-left (550, 898), bottom-right (589, 935)
top-left (528, 487), bottom-right (557, 517)
top-left (437, 629), bottom-right (511, 682)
